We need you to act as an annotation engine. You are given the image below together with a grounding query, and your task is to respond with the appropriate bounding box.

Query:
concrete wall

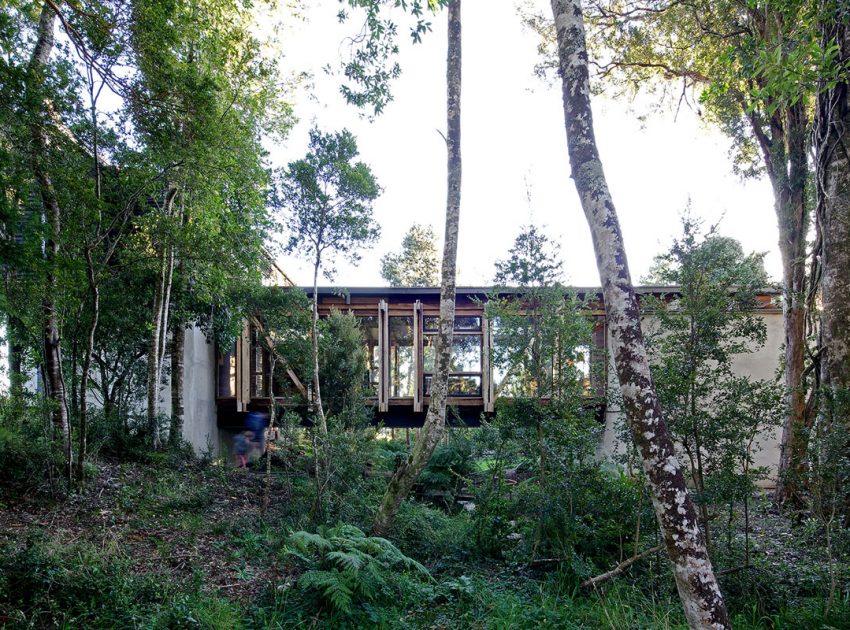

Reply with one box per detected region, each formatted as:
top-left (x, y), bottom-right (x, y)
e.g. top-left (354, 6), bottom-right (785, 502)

top-left (155, 326), bottom-right (221, 456)
top-left (600, 311), bottom-right (784, 486)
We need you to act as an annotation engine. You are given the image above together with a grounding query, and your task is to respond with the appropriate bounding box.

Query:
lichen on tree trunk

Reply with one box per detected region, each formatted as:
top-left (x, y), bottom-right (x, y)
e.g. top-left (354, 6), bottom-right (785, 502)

top-left (371, 0), bottom-right (462, 537)
top-left (549, 1), bottom-right (729, 627)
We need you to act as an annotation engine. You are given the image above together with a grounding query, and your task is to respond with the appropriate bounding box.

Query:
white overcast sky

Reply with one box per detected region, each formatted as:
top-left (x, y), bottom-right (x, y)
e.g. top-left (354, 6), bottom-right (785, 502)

top-left (269, 0), bottom-right (779, 288)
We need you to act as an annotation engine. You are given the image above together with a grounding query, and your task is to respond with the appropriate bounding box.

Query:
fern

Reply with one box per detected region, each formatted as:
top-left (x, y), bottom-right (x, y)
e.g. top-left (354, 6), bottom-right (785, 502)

top-left (285, 524), bottom-right (432, 617)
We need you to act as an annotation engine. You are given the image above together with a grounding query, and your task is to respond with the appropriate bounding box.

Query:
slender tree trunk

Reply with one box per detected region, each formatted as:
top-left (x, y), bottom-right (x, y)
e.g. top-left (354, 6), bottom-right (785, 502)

top-left (27, 2), bottom-right (72, 482)
top-left (311, 259), bottom-right (327, 435)
top-left (549, 2), bottom-right (729, 628)
top-left (7, 314), bottom-right (25, 395)
top-left (146, 187), bottom-right (177, 448)
top-left (169, 318), bottom-right (185, 446)
top-left (371, 0), bottom-right (462, 537)
top-left (76, 247), bottom-right (99, 482)
top-left (263, 355), bottom-right (277, 516)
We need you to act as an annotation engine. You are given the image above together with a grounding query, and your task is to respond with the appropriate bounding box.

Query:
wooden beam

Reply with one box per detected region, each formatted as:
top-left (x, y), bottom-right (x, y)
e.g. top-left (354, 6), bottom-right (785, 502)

top-left (413, 300), bottom-right (423, 413)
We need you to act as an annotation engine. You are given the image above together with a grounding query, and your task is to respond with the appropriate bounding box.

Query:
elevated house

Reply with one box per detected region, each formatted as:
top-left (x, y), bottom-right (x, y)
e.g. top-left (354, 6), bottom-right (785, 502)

top-left (91, 284), bottom-right (781, 480)
top-left (204, 285), bottom-right (784, 483)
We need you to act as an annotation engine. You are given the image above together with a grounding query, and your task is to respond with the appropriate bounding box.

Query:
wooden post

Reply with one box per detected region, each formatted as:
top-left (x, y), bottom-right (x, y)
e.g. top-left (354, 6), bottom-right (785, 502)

top-left (379, 300), bottom-right (389, 413)
top-left (413, 300), bottom-right (423, 412)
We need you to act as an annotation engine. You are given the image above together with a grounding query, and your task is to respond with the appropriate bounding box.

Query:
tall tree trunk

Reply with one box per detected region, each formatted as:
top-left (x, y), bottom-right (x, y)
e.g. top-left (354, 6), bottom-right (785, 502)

top-left (76, 247), bottom-right (99, 482)
top-left (549, 2), bottom-right (729, 628)
top-left (7, 314), bottom-right (25, 395)
top-left (169, 318), bottom-right (185, 446)
top-left (371, 0), bottom-right (462, 537)
top-left (815, 3), bottom-right (850, 397)
top-left (27, 2), bottom-right (72, 482)
top-left (813, 1), bottom-right (850, 520)
top-left (758, 102), bottom-right (810, 505)
top-left (263, 355), bottom-right (277, 516)
top-left (146, 187), bottom-right (177, 448)
top-left (311, 258), bottom-right (328, 435)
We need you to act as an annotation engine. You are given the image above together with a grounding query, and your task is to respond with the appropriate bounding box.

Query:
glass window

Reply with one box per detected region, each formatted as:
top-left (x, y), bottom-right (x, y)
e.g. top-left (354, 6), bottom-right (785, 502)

top-left (359, 315), bottom-right (380, 396)
top-left (422, 314), bottom-right (483, 397)
top-left (389, 316), bottom-right (415, 398)
top-left (423, 315), bottom-right (481, 332)
top-left (217, 342), bottom-right (236, 398)
top-left (423, 335), bottom-right (481, 373)
top-left (250, 329), bottom-right (267, 398)
top-left (424, 375), bottom-right (482, 396)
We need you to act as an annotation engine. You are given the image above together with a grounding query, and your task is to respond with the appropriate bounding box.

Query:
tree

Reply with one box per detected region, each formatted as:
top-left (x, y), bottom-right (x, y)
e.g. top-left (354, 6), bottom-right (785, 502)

top-left (644, 217), bottom-right (782, 553)
top-left (128, 0), bottom-right (288, 447)
top-left (372, 0), bottom-right (462, 537)
top-left (526, 0), bottom-right (813, 505)
top-left (380, 223), bottom-right (440, 286)
top-left (484, 225), bottom-right (596, 561)
top-left (278, 128), bottom-right (381, 436)
top-left (811, 0), bottom-right (850, 526)
top-left (548, 1), bottom-right (729, 627)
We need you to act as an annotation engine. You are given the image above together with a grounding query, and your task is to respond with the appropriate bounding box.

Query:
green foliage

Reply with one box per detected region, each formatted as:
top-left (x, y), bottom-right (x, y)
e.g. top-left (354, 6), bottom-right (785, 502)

top-left (285, 523), bottom-right (431, 616)
top-left (380, 223), bottom-right (441, 286)
top-left (419, 433), bottom-right (474, 503)
top-left (0, 394), bottom-right (63, 491)
top-left (319, 310), bottom-right (372, 425)
top-left (643, 214), bottom-right (783, 548)
top-left (336, 1), bottom-right (447, 115)
top-left (277, 127), bottom-right (381, 279)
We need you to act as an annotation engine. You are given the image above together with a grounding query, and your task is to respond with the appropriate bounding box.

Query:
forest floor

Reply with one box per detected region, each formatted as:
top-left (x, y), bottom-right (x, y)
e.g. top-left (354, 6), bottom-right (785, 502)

top-left (1, 452), bottom-right (848, 629)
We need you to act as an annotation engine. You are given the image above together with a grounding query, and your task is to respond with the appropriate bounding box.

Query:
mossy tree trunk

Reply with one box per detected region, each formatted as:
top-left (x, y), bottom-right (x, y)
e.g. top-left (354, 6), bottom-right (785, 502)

top-left (371, 0), bottom-right (462, 537)
top-left (549, 1), bottom-right (729, 628)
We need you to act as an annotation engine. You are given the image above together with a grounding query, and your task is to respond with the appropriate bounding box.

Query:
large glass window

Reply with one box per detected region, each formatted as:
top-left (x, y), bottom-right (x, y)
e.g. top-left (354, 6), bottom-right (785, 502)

top-left (389, 316), bottom-right (415, 398)
top-left (217, 342), bottom-right (236, 398)
top-left (359, 315), bottom-right (380, 396)
top-left (423, 316), bottom-right (482, 396)
top-left (250, 328), bottom-right (267, 398)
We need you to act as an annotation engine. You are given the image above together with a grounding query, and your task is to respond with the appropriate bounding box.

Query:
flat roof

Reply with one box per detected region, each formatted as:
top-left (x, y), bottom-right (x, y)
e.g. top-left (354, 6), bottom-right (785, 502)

top-left (301, 285), bottom-right (782, 297)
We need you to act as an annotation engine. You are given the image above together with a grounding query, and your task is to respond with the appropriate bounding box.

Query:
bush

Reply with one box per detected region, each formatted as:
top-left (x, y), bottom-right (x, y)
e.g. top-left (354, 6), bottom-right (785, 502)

top-left (419, 434), bottom-right (474, 505)
top-left (285, 524), bottom-right (432, 619)
top-left (0, 395), bottom-right (63, 491)
top-left (392, 500), bottom-right (471, 566)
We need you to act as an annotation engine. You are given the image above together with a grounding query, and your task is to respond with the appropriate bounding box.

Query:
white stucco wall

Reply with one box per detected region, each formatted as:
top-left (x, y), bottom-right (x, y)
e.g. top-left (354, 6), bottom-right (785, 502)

top-left (155, 326), bottom-right (221, 456)
top-left (600, 311), bottom-right (784, 487)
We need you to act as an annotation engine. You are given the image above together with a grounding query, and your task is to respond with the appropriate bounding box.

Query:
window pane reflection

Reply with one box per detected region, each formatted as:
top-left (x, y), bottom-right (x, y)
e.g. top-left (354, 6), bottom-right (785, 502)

top-left (389, 316), bottom-right (415, 397)
top-left (359, 316), bottom-right (380, 396)
top-left (424, 375), bottom-right (482, 396)
top-left (423, 335), bottom-right (481, 373)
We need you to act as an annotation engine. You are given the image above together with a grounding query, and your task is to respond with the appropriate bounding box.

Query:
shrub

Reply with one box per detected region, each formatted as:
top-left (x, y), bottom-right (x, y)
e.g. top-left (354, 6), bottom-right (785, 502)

top-left (285, 524), bottom-right (432, 617)
top-left (0, 395), bottom-right (63, 491)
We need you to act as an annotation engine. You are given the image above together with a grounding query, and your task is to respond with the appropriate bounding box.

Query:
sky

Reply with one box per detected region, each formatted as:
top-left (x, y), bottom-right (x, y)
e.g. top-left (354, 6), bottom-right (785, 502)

top-left (272, 1), bottom-right (779, 289)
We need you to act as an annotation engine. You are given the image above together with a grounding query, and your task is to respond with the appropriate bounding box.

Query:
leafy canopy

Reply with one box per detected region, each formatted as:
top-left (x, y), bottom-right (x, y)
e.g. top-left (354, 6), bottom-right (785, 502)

top-left (277, 128), bottom-right (381, 278)
top-left (380, 223), bottom-right (440, 286)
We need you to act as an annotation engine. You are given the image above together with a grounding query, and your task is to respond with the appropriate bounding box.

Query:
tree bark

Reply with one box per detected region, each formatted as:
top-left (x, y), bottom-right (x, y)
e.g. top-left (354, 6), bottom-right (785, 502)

top-left (169, 318), bottom-right (185, 446)
top-left (310, 258), bottom-right (328, 435)
top-left (813, 3), bottom-right (850, 522)
top-left (549, 2), bottom-right (729, 628)
top-left (815, 5), bottom-right (850, 396)
top-left (371, 0), bottom-right (462, 537)
top-left (76, 246), bottom-right (99, 482)
top-left (146, 187), bottom-right (177, 448)
top-left (760, 102), bottom-right (810, 505)
top-left (27, 2), bottom-right (72, 482)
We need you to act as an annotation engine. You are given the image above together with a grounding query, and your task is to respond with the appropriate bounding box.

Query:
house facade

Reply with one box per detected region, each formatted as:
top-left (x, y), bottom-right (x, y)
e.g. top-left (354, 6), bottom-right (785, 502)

top-left (172, 285), bottom-right (784, 483)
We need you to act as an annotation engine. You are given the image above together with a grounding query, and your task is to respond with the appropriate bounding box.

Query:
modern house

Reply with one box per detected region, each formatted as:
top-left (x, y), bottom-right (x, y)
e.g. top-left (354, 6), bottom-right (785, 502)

top-left (168, 285), bottom-right (784, 481)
